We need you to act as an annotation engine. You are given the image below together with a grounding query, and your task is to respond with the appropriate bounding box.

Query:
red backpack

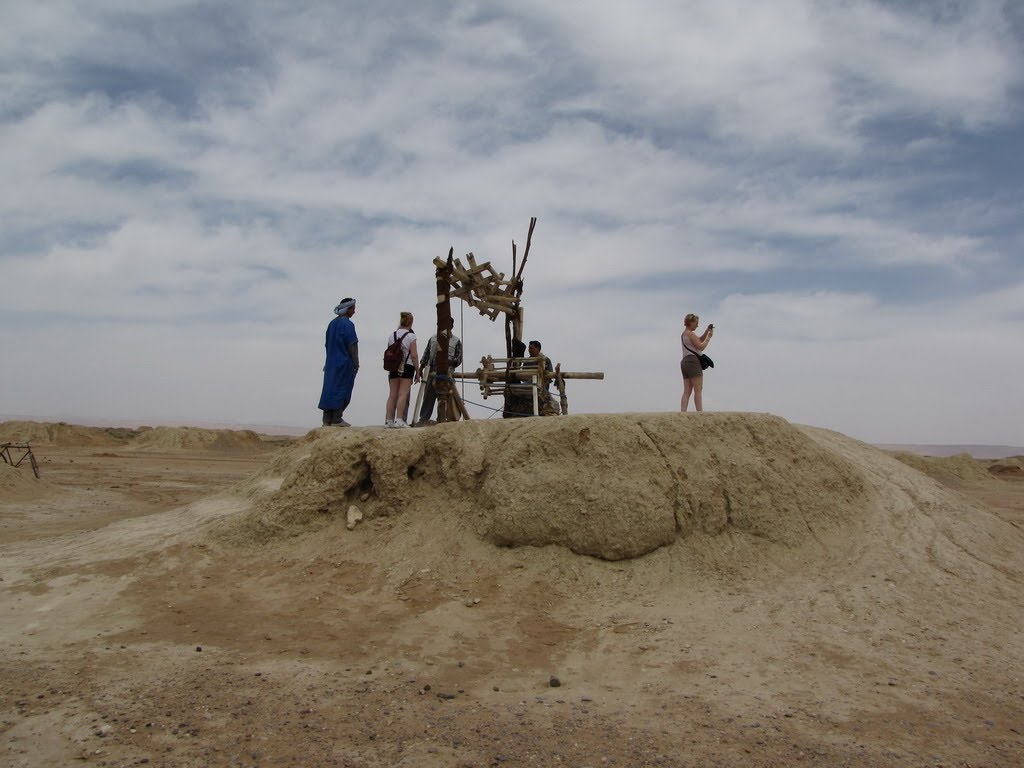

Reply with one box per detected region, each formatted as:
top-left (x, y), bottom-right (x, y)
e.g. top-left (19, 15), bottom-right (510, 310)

top-left (383, 330), bottom-right (412, 372)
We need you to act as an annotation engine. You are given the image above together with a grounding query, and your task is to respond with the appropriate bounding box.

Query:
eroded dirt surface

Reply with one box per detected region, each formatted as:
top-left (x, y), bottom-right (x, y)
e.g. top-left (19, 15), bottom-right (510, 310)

top-left (0, 448), bottom-right (271, 544)
top-left (2, 439), bottom-right (1023, 767)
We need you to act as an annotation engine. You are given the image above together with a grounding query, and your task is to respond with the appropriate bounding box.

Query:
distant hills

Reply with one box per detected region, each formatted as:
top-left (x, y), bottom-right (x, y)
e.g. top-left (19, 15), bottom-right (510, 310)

top-left (875, 444), bottom-right (1024, 459)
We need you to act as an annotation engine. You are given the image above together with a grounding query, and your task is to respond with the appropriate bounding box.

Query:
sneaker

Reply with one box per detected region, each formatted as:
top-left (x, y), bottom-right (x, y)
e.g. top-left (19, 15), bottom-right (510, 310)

top-left (393, 419), bottom-right (409, 429)
top-left (384, 420), bottom-right (395, 429)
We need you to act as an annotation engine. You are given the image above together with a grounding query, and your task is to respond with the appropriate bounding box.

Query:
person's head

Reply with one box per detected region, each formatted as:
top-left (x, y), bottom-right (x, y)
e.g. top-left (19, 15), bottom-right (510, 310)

top-left (334, 297), bottom-right (356, 317)
top-left (528, 340), bottom-right (542, 357)
top-left (684, 313), bottom-right (699, 330)
top-left (511, 338), bottom-right (527, 358)
top-left (445, 317), bottom-right (455, 331)
top-left (399, 311), bottom-right (414, 328)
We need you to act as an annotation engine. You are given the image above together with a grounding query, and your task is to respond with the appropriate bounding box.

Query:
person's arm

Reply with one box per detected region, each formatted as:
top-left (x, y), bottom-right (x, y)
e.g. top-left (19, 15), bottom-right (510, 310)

top-left (344, 323), bottom-right (360, 371)
top-left (686, 329), bottom-right (710, 352)
top-left (451, 338), bottom-right (463, 369)
top-left (410, 339), bottom-right (421, 382)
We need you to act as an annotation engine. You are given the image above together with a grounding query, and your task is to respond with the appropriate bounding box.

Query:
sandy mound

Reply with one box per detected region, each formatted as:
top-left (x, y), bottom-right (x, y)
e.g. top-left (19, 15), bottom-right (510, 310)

top-left (227, 413), bottom-right (875, 560)
top-left (126, 426), bottom-right (268, 454)
top-left (0, 461), bottom-right (40, 492)
top-left (0, 420), bottom-right (136, 447)
top-left (1, 420), bottom-right (291, 454)
top-left (987, 457), bottom-right (1024, 477)
top-left (889, 450), bottom-right (993, 487)
top-left (5, 412), bottom-right (1022, 768)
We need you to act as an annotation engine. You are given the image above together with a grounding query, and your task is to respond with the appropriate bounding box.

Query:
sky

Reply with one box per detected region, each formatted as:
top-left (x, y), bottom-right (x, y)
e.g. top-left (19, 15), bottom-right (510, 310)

top-left (1, 0), bottom-right (1023, 444)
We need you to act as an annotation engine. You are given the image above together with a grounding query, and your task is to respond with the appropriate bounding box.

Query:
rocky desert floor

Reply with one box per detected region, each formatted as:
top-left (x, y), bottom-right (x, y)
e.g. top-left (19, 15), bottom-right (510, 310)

top-left (1, 416), bottom-right (1022, 768)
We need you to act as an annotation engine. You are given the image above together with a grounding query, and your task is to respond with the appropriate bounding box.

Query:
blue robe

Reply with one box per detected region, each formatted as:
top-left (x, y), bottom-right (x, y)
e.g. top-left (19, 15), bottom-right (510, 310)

top-left (318, 315), bottom-right (358, 411)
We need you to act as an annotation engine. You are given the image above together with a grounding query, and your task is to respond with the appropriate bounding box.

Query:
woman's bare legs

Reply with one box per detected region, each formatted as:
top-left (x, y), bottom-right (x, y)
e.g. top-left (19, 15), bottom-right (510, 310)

top-left (692, 376), bottom-right (704, 412)
top-left (681, 378), bottom-right (693, 412)
top-left (386, 378), bottom-right (402, 422)
top-left (395, 379), bottom-right (412, 422)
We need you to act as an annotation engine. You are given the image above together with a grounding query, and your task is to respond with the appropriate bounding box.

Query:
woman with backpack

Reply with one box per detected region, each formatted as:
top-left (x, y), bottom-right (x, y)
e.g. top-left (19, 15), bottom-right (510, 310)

top-left (384, 311), bottom-right (420, 428)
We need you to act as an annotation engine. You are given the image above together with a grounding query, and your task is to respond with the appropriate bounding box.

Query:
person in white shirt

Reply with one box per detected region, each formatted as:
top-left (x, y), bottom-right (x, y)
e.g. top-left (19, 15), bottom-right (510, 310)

top-left (384, 312), bottom-right (420, 428)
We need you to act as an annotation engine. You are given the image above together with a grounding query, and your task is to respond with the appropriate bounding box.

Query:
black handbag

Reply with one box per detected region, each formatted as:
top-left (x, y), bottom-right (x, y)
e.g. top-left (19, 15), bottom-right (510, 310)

top-left (683, 341), bottom-right (714, 370)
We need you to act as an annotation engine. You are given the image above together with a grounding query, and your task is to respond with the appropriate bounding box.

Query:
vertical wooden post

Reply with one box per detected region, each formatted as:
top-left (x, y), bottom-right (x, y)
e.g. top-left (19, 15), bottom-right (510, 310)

top-left (513, 307), bottom-right (524, 350)
top-left (435, 248), bottom-right (456, 422)
top-left (507, 216), bottom-right (535, 358)
top-left (556, 364), bottom-right (568, 416)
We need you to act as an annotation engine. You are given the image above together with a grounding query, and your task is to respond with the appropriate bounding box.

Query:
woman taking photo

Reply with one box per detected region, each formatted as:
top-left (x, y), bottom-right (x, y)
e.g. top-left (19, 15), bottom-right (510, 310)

top-left (385, 311), bottom-right (420, 428)
top-left (680, 313), bottom-right (714, 412)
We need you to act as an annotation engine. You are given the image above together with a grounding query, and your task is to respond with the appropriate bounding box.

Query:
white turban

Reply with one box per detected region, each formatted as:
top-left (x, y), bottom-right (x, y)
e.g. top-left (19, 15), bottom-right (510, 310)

top-left (334, 298), bottom-right (356, 315)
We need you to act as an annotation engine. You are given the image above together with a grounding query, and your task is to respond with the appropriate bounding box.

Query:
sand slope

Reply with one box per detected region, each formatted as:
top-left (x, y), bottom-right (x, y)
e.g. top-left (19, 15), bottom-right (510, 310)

top-left (0, 420), bottom-right (136, 447)
top-left (229, 413), bottom-right (1020, 574)
top-left (125, 426), bottom-right (267, 453)
top-left (0, 462), bottom-right (38, 493)
top-left (0, 420), bottom-right (282, 455)
top-left (888, 450), bottom-right (995, 487)
top-left (986, 457), bottom-right (1024, 477)
top-left (232, 413), bottom-right (873, 560)
top-left (2, 413), bottom-right (1023, 767)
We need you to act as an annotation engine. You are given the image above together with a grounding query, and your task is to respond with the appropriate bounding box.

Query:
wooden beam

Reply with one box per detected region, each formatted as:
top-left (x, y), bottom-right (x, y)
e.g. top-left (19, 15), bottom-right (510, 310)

top-left (449, 369), bottom-right (604, 381)
top-left (513, 216), bottom-right (537, 286)
top-left (472, 300), bottom-right (515, 315)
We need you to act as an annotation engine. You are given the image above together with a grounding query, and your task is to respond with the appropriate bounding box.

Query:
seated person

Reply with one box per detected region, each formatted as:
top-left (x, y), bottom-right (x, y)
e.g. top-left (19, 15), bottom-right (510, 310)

top-left (526, 339), bottom-right (560, 415)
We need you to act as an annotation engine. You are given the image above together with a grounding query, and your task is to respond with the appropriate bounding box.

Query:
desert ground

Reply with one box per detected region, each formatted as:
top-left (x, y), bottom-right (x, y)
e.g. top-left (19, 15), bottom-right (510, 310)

top-left (1, 415), bottom-right (1022, 768)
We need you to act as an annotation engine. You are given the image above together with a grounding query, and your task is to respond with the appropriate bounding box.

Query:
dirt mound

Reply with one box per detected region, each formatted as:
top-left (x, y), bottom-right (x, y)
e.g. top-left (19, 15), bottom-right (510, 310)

top-left (889, 450), bottom-right (994, 487)
top-left (0, 420), bottom-right (136, 447)
top-left (5, 413), bottom-right (1022, 768)
top-left (126, 426), bottom-right (268, 454)
top-left (226, 413), bottom-right (875, 560)
top-left (0, 462), bottom-right (40, 492)
top-left (987, 458), bottom-right (1024, 477)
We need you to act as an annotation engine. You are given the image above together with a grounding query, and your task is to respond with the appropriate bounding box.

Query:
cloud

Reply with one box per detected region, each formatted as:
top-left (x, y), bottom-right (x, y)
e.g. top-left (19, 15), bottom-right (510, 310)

top-left (1, 1), bottom-right (1023, 444)
top-left (523, 0), bottom-right (1023, 146)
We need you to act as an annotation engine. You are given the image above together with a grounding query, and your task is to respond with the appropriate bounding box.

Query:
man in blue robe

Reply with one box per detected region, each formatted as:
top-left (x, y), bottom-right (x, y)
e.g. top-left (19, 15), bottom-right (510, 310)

top-left (318, 297), bottom-right (359, 426)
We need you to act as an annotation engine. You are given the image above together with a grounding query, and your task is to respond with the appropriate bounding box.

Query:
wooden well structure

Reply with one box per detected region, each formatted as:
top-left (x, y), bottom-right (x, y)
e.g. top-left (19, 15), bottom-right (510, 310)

top-left (420, 218), bottom-right (604, 423)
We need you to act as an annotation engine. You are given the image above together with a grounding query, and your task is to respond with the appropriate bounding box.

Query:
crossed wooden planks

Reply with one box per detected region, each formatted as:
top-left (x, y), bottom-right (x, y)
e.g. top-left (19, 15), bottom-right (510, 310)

top-left (431, 252), bottom-right (520, 321)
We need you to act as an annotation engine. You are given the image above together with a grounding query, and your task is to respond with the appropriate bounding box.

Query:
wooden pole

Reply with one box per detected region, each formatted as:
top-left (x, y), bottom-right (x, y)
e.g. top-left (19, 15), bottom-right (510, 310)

top-left (450, 385), bottom-right (471, 421)
top-left (435, 248), bottom-right (456, 422)
top-left (509, 239), bottom-right (516, 360)
top-left (556, 364), bottom-right (568, 415)
top-left (513, 306), bottom-right (524, 349)
top-left (412, 379), bottom-right (426, 425)
top-left (514, 216), bottom-right (537, 286)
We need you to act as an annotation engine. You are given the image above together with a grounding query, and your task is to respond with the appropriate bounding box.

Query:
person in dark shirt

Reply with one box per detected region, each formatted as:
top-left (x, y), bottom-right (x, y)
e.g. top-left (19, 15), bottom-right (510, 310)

top-left (526, 339), bottom-right (559, 415)
top-left (416, 318), bottom-right (463, 425)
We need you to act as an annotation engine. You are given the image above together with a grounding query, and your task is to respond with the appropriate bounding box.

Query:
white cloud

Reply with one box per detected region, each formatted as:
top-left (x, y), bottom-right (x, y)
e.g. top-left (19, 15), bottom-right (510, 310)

top-left (1, 1), bottom-right (1022, 444)
top-left (522, 0), bottom-right (1023, 146)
